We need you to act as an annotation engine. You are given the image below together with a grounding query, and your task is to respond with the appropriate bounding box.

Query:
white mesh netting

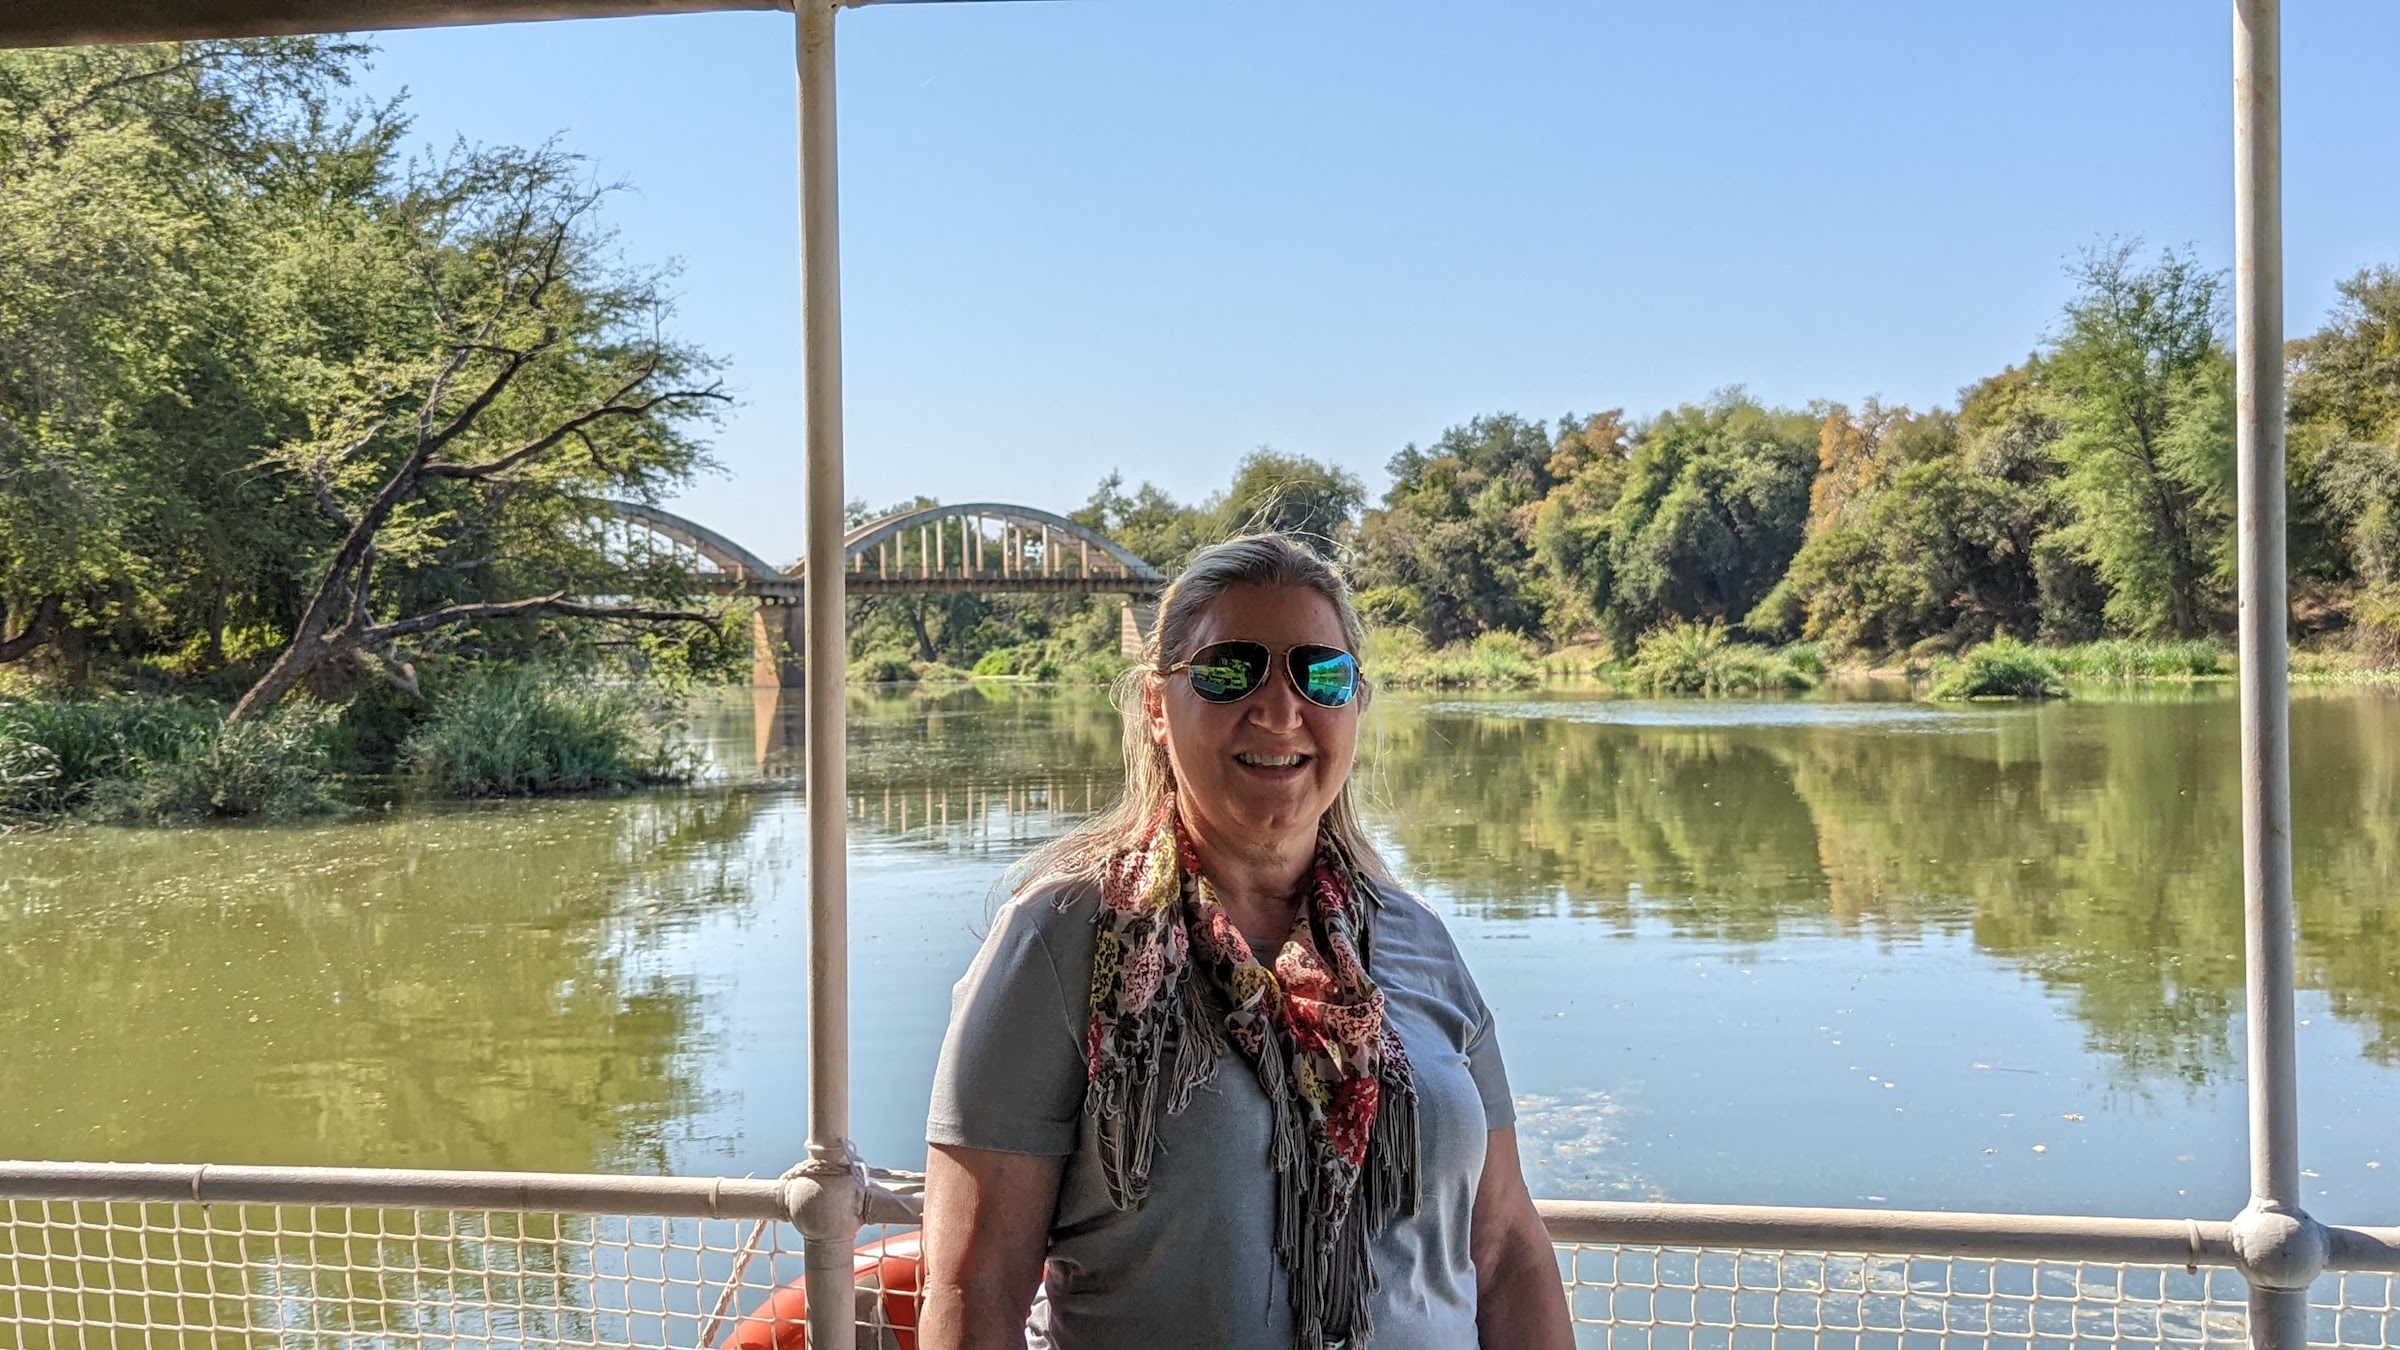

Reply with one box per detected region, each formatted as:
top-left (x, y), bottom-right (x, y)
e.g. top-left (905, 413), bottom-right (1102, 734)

top-left (6, 1199), bottom-right (2397, 1348)
top-left (0, 1198), bottom-right (916, 1348)
top-left (1555, 1243), bottom-right (2398, 1348)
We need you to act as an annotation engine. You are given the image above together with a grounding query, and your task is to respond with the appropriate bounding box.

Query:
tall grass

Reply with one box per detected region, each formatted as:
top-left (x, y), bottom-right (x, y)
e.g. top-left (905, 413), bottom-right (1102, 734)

top-left (1372, 628), bottom-right (1545, 690)
top-left (95, 705), bottom-right (341, 823)
top-left (1627, 621), bottom-right (1814, 696)
top-left (1, 698), bottom-right (341, 822)
top-left (2351, 583), bottom-right (2400, 666)
top-left (852, 649), bottom-right (918, 684)
top-left (403, 669), bottom-right (691, 798)
top-left (1929, 637), bottom-right (2067, 700)
top-left (2048, 638), bottom-right (2228, 681)
top-left (0, 698), bottom-right (218, 815)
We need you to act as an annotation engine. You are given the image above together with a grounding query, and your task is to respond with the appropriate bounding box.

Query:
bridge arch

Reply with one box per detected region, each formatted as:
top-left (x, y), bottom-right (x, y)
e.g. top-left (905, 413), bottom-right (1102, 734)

top-left (607, 498), bottom-right (1165, 686)
top-left (609, 499), bottom-right (1165, 593)
top-left (607, 500), bottom-right (784, 583)
top-left (832, 502), bottom-right (1163, 589)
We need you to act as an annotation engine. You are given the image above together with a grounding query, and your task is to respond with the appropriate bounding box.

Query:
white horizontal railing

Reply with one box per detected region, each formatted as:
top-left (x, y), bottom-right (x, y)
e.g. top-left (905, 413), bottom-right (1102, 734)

top-left (1538, 1198), bottom-right (2400, 1274)
top-left (7, 1160), bottom-right (2400, 1347)
top-left (11, 1160), bottom-right (2399, 1273)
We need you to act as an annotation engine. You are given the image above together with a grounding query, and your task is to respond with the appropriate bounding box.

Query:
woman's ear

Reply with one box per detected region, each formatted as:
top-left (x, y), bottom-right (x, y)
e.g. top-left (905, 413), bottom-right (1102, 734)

top-left (1144, 675), bottom-right (1171, 748)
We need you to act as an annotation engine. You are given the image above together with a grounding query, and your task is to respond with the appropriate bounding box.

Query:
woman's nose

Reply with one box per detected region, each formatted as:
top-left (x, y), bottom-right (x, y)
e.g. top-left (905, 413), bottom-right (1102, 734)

top-left (1245, 672), bottom-right (1306, 730)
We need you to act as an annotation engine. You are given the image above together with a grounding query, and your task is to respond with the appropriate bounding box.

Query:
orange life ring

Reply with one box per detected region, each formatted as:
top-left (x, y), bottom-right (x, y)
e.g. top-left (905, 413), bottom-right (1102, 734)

top-left (719, 1230), bottom-right (923, 1350)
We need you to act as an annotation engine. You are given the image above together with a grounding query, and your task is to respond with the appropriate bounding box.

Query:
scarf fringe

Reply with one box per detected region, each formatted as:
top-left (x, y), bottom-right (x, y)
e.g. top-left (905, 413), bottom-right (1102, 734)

top-left (1084, 806), bottom-right (1419, 1350)
top-left (1090, 959), bottom-right (1221, 1205)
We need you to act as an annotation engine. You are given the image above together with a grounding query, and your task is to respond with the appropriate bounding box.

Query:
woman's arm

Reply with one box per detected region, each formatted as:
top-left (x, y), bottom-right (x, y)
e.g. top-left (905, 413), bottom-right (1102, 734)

top-left (1470, 1126), bottom-right (1574, 1349)
top-left (919, 1142), bottom-right (1062, 1350)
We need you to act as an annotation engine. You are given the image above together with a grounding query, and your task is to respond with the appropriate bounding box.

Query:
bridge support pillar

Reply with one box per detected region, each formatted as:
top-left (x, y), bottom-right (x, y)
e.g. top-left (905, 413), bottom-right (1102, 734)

top-left (1120, 602), bottom-right (1157, 660)
top-left (752, 601), bottom-right (807, 688)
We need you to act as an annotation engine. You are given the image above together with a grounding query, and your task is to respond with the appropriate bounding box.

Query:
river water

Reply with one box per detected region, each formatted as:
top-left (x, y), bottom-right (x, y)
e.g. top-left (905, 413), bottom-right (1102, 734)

top-left (3, 683), bottom-right (2396, 1230)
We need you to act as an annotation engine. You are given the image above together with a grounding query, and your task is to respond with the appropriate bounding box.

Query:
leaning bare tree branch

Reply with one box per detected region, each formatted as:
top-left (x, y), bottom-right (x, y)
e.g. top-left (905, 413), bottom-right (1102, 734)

top-left (230, 163), bottom-right (723, 724)
top-left (426, 382), bottom-right (725, 483)
top-left (233, 341), bottom-right (720, 722)
top-left (361, 594), bottom-right (708, 648)
top-left (0, 594), bottom-right (64, 665)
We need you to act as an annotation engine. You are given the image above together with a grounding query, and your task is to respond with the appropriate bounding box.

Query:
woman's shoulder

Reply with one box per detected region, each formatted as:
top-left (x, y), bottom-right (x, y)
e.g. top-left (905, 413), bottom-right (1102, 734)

top-left (985, 872), bottom-right (1104, 966)
top-left (1366, 877), bottom-right (1462, 956)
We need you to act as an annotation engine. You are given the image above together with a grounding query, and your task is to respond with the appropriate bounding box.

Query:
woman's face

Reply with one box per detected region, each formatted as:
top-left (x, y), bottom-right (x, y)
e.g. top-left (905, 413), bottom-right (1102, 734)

top-left (1149, 583), bottom-right (1360, 849)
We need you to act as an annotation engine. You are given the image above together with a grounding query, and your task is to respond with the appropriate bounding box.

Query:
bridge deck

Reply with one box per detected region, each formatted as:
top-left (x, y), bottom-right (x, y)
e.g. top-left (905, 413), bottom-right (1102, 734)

top-left (712, 576), bottom-right (1158, 601)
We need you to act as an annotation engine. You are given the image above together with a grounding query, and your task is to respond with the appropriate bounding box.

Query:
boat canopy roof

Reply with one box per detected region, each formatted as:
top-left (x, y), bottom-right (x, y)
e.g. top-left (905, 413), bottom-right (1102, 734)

top-left (0, 0), bottom-right (970, 49)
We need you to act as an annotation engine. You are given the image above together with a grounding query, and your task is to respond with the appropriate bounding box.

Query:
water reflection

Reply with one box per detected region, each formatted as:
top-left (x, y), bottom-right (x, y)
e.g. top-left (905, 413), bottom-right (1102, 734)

top-left (1367, 691), bottom-right (2400, 1088)
top-left (0, 792), bottom-right (764, 1170)
top-left (4, 682), bottom-right (2395, 1221)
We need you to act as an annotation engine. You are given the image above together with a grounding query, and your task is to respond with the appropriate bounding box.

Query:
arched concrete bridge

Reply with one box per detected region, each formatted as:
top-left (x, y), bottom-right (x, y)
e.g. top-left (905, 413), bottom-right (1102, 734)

top-left (608, 500), bottom-right (1164, 685)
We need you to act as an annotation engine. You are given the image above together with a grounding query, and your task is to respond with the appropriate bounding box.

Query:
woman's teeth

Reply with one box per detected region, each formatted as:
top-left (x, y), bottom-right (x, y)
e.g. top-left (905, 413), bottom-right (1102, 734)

top-left (1236, 753), bottom-right (1305, 768)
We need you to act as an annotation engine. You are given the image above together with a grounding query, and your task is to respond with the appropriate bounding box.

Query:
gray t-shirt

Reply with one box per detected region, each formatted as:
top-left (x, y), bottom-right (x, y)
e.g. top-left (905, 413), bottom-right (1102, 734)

top-left (926, 877), bottom-right (1514, 1350)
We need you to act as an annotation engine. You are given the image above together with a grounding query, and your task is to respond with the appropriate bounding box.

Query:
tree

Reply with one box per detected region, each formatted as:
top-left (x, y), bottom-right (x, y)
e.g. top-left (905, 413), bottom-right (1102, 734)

top-left (2040, 240), bottom-right (2234, 638)
top-left (1355, 413), bottom-right (1557, 644)
top-left (1748, 399), bottom-right (2047, 654)
top-left (1599, 393), bottom-right (1817, 645)
top-left (2290, 264), bottom-right (2400, 590)
top-left (1208, 448), bottom-right (1363, 554)
top-left (228, 148), bottom-right (724, 720)
top-left (0, 40), bottom-right (366, 669)
top-left (1530, 411), bottom-right (1636, 643)
top-left (1075, 472), bottom-right (1206, 571)
top-left (843, 497), bottom-right (997, 664)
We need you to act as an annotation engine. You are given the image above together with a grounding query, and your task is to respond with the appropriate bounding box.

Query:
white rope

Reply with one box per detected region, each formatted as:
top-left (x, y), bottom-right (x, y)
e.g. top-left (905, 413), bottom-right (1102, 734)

top-left (697, 1161), bottom-right (812, 1350)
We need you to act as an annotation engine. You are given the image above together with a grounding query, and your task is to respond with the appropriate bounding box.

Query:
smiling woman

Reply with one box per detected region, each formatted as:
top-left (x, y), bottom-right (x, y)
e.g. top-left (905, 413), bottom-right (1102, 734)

top-left (916, 533), bottom-right (1571, 1350)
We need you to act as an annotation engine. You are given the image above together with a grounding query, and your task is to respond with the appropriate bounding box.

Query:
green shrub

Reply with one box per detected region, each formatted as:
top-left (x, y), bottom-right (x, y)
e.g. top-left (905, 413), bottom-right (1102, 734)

top-left (1066, 653), bottom-right (1132, 685)
top-left (1406, 650), bottom-right (1487, 688)
top-left (1929, 637), bottom-right (2067, 700)
top-left (2353, 584), bottom-right (2400, 666)
top-left (97, 705), bottom-right (341, 823)
top-left (1629, 621), bottom-right (1814, 696)
top-left (403, 669), bottom-right (689, 798)
top-left (969, 644), bottom-right (1071, 680)
top-left (0, 697), bottom-right (218, 815)
top-left (851, 650), bottom-right (918, 684)
top-left (1355, 585), bottom-right (1424, 628)
top-left (1368, 623), bottom-right (1545, 689)
top-left (322, 678), bottom-right (431, 774)
top-left (1469, 630), bottom-right (1542, 683)
top-left (1778, 641), bottom-right (1830, 678)
top-left (2049, 638), bottom-right (2227, 680)
top-left (912, 661), bottom-right (973, 684)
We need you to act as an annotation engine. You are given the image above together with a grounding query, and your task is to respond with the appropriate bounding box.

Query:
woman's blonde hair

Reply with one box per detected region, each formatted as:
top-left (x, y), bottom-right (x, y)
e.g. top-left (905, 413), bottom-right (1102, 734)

top-left (1005, 532), bottom-right (1393, 894)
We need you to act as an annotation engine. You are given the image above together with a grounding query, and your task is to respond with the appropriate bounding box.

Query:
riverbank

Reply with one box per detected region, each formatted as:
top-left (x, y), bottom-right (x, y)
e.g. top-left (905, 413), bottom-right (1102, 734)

top-left (854, 626), bottom-right (2400, 699)
top-left (1371, 625), bottom-right (2400, 698)
top-left (16, 629), bottom-right (2390, 829)
top-left (0, 669), bottom-right (690, 827)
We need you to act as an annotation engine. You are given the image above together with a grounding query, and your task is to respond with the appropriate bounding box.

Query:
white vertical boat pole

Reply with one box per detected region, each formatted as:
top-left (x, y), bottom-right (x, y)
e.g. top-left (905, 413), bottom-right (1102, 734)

top-left (794, 1), bottom-right (859, 1347)
top-left (2229, 3), bottom-right (2324, 1344)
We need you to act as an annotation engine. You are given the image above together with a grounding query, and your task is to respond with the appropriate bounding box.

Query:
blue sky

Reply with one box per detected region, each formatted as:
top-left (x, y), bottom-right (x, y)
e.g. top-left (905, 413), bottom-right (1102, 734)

top-left (348, 0), bottom-right (2400, 564)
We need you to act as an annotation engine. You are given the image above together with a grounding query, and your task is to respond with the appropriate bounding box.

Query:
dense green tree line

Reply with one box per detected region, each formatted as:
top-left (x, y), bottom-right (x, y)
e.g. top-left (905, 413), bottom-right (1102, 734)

top-left (1342, 240), bottom-right (2397, 661)
top-left (0, 41), bottom-right (723, 710)
top-left (981, 238), bottom-right (2398, 675)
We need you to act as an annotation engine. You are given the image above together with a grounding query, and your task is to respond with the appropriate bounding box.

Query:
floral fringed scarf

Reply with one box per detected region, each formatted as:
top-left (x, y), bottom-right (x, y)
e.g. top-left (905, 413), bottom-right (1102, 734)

top-left (1082, 798), bottom-right (1419, 1350)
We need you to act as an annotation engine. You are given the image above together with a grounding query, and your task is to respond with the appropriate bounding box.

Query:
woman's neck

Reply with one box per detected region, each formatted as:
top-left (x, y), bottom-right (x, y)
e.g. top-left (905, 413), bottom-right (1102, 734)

top-left (1178, 805), bottom-right (1315, 945)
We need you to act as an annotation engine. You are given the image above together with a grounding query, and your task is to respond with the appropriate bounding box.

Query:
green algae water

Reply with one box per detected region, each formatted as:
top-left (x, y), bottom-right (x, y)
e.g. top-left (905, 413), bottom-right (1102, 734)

top-left (3, 684), bottom-right (2396, 1227)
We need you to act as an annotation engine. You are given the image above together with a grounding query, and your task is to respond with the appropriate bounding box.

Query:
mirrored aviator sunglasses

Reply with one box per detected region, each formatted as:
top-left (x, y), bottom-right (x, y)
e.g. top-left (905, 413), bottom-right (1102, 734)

top-left (1171, 640), bottom-right (1361, 709)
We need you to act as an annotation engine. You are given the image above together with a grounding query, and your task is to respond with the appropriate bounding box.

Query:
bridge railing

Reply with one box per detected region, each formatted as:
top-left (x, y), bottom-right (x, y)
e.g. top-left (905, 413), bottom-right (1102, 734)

top-left (603, 500), bottom-right (1163, 595)
top-left (7, 1160), bottom-right (2397, 1347)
